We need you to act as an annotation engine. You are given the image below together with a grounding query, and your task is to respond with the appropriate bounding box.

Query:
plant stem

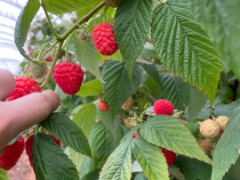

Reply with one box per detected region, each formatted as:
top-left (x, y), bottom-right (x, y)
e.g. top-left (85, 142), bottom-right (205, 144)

top-left (60, 1), bottom-right (105, 40)
top-left (41, 41), bottom-right (63, 89)
top-left (37, 39), bottom-right (58, 62)
top-left (41, 0), bottom-right (60, 40)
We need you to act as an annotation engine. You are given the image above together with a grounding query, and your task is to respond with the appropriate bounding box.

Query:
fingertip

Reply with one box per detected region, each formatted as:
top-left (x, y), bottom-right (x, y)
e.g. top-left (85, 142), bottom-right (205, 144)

top-left (0, 69), bottom-right (16, 101)
top-left (42, 90), bottom-right (60, 111)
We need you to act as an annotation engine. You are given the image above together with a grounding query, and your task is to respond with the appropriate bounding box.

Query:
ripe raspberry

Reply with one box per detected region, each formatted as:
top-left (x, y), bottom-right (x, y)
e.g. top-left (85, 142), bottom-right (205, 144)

top-left (98, 99), bottom-right (109, 112)
top-left (215, 116), bottom-right (229, 131)
top-left (45, 56), bottom-right (53, 62)
top-left (162, 148), bottom-right (176, 165)
top-left (105, 0), bottom-right (120, 8)
top-left (132, 133), bottom-right (136, 139)
top-left (199, 119), bottom-right (220, 139)
top-left (198, 139), bottom-right (211, 155)
top-left (7, 77), bottom-right (41, 101)
top-left (53, 62), bottom-right (84, 95)
top-left (0, 136), bottom-right (25, 170)
top-left (25, 134), bottom-right (61, 167)
top-left (92, 23), bottom-right (118, 55)
top-left (153, 99), bottom-right (174, 116)
top-left (121, 98), bottom-right (133, 111)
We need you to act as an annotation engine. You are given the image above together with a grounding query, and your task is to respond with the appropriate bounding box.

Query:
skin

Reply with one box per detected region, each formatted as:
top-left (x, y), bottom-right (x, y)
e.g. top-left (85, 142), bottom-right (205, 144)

top-left (0, 69), bottom-right (60, 155)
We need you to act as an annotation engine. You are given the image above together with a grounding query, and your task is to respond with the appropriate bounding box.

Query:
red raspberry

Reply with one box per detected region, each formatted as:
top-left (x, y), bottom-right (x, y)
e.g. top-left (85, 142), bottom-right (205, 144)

top-left (53, 62), bottom-right (84, 95)
top-left (7, 77), bottom-right (41, 101)
top-left (153, 99), bottom-right (174, 116)
top-left (92, 23), bottom-right (118, 55)
top-left (162, 148), bottom-right (176, 165)
top-left (98, 99), bottom-right (109, 112)
top-left (25, 134), bottom-right (61, 167)
top-left (0, 136), bottom-right (25, 170)
top-left (45, 56), bottom-right (53, 62)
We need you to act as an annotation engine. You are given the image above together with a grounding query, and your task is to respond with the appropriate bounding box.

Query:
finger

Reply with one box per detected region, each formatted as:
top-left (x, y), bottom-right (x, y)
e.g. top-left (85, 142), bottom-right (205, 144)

top-left (0, 69), bottom-right (15, 101)
top-left (0, 90), bottom-right (60, 148)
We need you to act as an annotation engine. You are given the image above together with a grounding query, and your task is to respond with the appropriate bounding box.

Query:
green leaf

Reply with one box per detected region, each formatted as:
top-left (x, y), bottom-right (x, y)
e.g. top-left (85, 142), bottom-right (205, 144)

top-left (103, 61), bottom-right (142, 113)
top-left (79, 156), bottom-right (99, 179)
top-left (73, 103), bottom-right (97, 138)
top-left (189, 0), bottom-right (240, 80)
top-left (40, 113), bottom-right (92, 157)
top-left (132, 137), bottom-right (169, 180)
top-left (99, 139), bottom-right (132, 180)
top-left (184, 88), bottom-right (208, 121)
top-left (0, 169), bottom-right (8, 180)
top-left (212, 99), bottom-right (240, 117)
top-left (140, 115), bottom-right (211, 164)
top-left (74, 36), bottom-right (102, 80)
top-left (32, 133), bottom-right (79, 180)
top-left (77, 79), bottom-right (103, 97)
top-left (14, 0), bottom-right (40, 60)
top-left (134, 173), bottom-right (148, 180)
top-left (159, 73), bottom-right (190, 111)
top-left (151, 0), bottom-right (222, 103)
top-left (89, 121), bottom-right (115, 163)
top-left (76, 0), bottom-right (102, 18)
top-left (114, 0), bottom-right (153, 77)
top-left (43, 0), bottom-right (102, 15)
top-left (211, 106), bottom-right (240, 180)
top-left (140, 63), bottom-right (161, 85)
top-left (175, 156), bottom-right (211, 180)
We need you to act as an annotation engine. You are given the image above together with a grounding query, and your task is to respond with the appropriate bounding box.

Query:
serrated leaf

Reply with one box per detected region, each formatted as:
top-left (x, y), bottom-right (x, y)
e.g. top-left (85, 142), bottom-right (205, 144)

top-left (32, 133), bottom-right (79, 180)
top-left (159, 73), bottom-right (190, 111)
top-left (0, 169), bottom-right (8, 180)
top-left (43, 0), bottom-right (102, 15)
top-left (211, 106), bottom-right (240, 180)
top-left (73, 103), bottom-right (97, 138)
top-left (114, 0), bottom-right (153, 77)
top-left (103, 61), bottom-right (142, 113)
top-left (99, 139), bottom-right (132, 180)
top-left (14, 0), bottom-right (40, 60)
top-left (77, 79), bottom-right (103, 97)
top-left (189, 0), bottom-right (240, 80)
top-left (76, 0), bottom-right (102, 18)
top-left (152, 0), bottom-right (222, 103)
top-left (184, 87), bottom-right (208, 121)
top-left (132, 137), bottom-right (169, 180)
top-left (140, 115), bottom-right (211, 164)
top-left (89, 121), bottom-right (115, 163)
top-left (40, 113), bottom-right (92, 157)
top-left (74, 36), bottom-right (102, 80)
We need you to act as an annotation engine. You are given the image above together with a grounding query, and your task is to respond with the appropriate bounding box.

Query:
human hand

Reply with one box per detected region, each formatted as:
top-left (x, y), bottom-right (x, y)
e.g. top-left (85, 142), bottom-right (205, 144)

top-left (0, 69), bottom-right (60, 153)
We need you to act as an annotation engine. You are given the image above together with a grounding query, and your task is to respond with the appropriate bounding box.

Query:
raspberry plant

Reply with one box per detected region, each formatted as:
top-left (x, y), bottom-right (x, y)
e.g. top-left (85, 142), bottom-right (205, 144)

top-left (1, 0), bottom-right (240, 179)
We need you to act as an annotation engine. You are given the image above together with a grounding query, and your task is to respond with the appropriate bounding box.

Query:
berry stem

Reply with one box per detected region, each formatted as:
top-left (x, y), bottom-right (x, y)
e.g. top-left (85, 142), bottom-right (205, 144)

top-left (36, 39), bottom-right (58, 62)
top-left (59, 1), bottom-right (105, 41)
top-left (41, 41), bottom-right (63, 89)
top-left (41, 0), bottom-right (61, 40)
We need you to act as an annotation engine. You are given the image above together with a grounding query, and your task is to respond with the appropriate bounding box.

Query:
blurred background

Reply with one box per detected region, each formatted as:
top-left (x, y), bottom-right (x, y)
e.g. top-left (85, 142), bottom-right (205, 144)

top-left (0, 0), bottom-right (28, 74)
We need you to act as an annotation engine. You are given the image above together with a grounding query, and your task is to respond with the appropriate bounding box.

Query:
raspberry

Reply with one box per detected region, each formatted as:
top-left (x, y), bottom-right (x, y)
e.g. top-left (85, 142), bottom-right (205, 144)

top-left (161, 148), bottom-right (176, 165)
top-left (153, 99), bottom-right (174, 116)
top-left (215, 116), bottom-right (229, 131)
top-left (123, 117), bottom-right (137, 129)
top-left (53, 62), bottom-right (84, 95)
top-left (45, 56), bottom-right (53, 62)
top-left (98, 99), bottom-right (109, 112)
top-left (198, 139), bottom-right (211, 155)
top-left (121, 98), bottom-right (133, 111)
top-left (105, 0), bottom-right (120, 8)
top-left (92, 23), bottom-right (118, 55)
top-left (25, 134), bottom-right (61, 167)
top-left (0, 136), bottom-right (25, 170)
top-left (7, 77), bottom-right (41, 101)
top-left (132, 133), bottom-right (136, 139)
top-left (199, 119), bottom-right (220, 139)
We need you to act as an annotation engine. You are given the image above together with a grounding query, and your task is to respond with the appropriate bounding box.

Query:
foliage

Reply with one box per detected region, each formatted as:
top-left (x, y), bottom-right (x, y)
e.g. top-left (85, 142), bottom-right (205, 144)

top-left (7, 0), bottom-right (240, 179)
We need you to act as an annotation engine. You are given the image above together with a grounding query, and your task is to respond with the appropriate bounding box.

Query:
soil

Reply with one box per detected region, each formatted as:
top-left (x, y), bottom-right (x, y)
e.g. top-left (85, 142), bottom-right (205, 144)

top-left (8, 150), bottom-right (35, 180)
